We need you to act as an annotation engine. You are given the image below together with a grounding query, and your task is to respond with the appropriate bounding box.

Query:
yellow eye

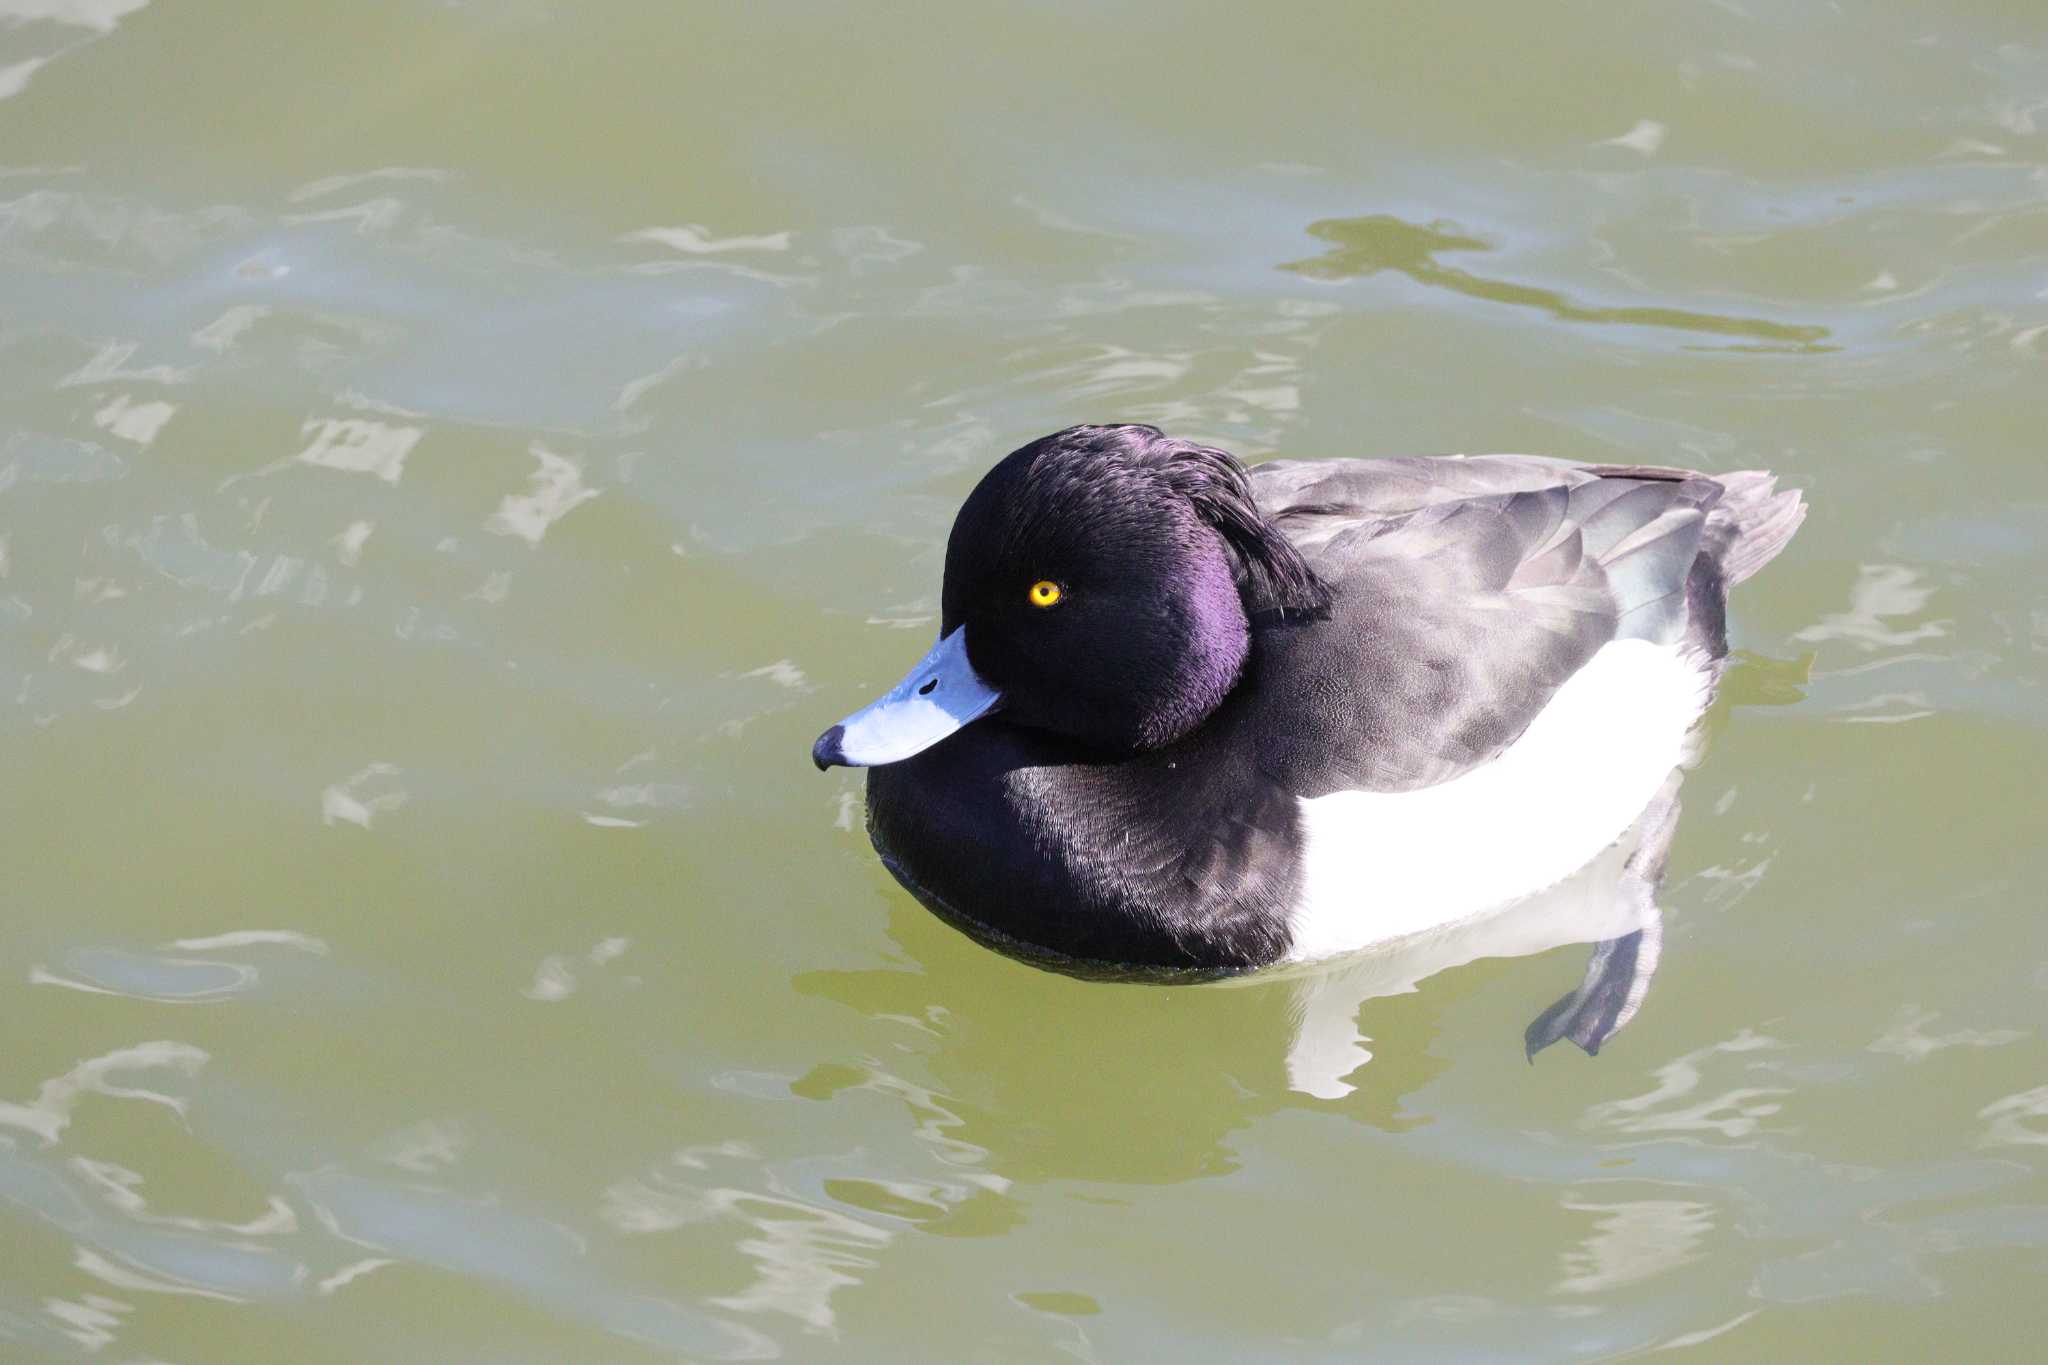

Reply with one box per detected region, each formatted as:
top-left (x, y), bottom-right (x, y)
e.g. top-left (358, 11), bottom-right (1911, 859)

top-left (1027, 580), bottom-right (1063, 608)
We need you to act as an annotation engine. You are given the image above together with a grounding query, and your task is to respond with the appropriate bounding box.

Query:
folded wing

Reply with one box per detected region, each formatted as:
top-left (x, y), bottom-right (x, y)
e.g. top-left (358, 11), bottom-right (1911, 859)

top-left (1247, 455), bottom-right (1734, 795)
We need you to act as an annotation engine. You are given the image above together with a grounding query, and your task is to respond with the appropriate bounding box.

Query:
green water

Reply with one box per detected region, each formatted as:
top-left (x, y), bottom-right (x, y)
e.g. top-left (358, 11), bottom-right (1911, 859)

top-left (4, 2), bottom-right (2047, 1359)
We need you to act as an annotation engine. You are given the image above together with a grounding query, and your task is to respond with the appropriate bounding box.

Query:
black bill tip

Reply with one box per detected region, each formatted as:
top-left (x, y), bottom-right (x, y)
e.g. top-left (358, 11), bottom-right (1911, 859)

top-left (811, 724), bottom-right (846, 772)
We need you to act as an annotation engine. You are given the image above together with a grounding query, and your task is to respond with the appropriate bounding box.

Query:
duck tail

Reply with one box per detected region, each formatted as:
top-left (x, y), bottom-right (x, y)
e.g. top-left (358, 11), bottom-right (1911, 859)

top-left (1706, 471), bottom-right (1807, 586)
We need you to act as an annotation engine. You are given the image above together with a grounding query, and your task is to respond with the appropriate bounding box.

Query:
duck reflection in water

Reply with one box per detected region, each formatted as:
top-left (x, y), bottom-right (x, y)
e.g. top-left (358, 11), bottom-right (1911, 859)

top-left (813, 425), bottom-right (1803, 1090)
top-left (1266, 779), bottom-right (1679, 1097)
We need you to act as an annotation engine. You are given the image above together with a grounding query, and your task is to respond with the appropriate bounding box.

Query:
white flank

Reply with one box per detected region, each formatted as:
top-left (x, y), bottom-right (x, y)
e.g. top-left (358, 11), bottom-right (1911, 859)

top-left (1286, 639), bottom-right (1711, 962)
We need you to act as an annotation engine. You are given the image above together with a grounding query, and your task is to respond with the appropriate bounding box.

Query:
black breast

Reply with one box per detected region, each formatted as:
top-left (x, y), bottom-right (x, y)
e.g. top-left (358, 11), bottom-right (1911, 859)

top-left (863, 703), bottom-right (1306, 978)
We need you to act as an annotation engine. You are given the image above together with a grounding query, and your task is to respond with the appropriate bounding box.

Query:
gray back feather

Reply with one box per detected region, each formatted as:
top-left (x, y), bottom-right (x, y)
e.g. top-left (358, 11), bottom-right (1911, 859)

top-left (1240, 453), bottom-right (1800, 795)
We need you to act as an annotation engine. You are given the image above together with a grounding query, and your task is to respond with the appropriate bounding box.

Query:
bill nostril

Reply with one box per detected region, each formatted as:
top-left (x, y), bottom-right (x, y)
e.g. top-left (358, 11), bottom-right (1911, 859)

top-left (917, 678), bottom-right (937, 696)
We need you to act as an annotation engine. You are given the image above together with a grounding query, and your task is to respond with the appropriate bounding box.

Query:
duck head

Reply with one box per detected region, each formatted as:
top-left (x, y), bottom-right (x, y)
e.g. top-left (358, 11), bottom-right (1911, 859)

top-left (813, 424), bottom-right (1327, 769)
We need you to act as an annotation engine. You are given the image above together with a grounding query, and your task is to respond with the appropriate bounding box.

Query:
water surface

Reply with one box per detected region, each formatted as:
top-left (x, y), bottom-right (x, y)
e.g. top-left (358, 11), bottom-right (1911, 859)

top-left (4, 1), bottom-right (2048, 1359)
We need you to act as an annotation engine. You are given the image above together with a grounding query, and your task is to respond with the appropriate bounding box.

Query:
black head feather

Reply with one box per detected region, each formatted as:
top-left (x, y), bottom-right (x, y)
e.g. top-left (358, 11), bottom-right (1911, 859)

top-left (934, 424), bottom-right (1327, 754)
top-left (1136, 434), bottom-right (1332, 618)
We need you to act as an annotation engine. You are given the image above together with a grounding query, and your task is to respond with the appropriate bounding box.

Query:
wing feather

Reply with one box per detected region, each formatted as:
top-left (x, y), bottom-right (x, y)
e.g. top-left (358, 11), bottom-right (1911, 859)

top-left (1241, 455), bottom-right (1724, 795)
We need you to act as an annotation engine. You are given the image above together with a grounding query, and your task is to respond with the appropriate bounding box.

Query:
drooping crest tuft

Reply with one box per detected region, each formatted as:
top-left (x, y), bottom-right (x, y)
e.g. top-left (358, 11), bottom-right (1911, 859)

top-left (1006, 425), bottom-right (1331, 617)
top-left (1138, 432), bottom-right (1331, 617)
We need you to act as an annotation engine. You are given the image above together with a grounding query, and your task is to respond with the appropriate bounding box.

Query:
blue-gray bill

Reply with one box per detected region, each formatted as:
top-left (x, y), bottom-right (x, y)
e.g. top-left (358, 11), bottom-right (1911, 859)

top-left (813, 627), bottom-right (1001, 769)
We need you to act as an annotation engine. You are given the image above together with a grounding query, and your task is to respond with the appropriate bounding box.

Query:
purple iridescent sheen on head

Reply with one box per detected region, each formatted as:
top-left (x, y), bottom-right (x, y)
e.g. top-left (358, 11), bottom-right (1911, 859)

top-left (1146, 537), bottom-right (1251, 746)
top-left (935, 425), bottom-right (1327, 755)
